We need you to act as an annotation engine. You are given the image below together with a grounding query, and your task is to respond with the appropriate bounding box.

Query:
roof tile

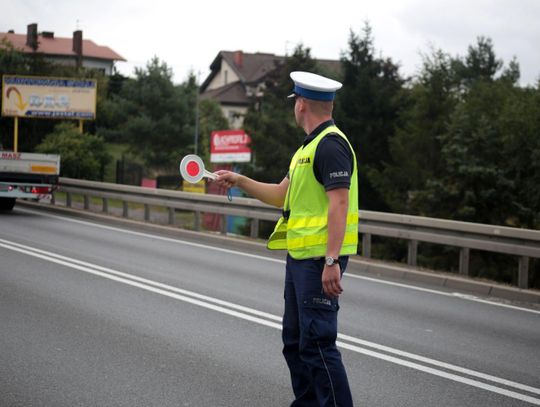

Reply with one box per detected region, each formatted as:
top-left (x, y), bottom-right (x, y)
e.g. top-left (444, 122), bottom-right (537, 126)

top-left (0, 32), bottom-right (125, 61)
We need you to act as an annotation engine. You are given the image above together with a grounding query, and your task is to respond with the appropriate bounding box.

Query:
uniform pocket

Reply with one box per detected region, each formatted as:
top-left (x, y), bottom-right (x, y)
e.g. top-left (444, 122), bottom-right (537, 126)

top-left (302, 293), bottom-right (339, 312)
top-left (301, 293), bottom-right (339, 347)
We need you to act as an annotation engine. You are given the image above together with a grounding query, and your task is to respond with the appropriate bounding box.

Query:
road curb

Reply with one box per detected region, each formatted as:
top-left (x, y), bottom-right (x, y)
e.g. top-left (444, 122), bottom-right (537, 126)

top-left (17, 200), bottom-right (540, 306)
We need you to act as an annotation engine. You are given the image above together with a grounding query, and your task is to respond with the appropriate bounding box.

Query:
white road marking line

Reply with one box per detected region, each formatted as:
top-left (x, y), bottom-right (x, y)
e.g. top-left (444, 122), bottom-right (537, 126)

top-left (10, 237), bottom-right (533, 394)
top-left (337, 341), bottom-right (540, 406)
top-left (16, 207), bottom-right (540, 315)
top-left (451, 294), bottom-right (540, 314)
top-left (0, 238), bottom-right (282, 323)
top-left (0, 240), bottom-right (282, 331)
top-left (337, 333), bottom-right (540, 396)
top-left (346, 273), bottom-right (540, 315)
top-left (2, 238), bottom-right (540, 405)
top-left (16, 208), bottom-right (285, 264)
top-left (346, 273), bottom-right (456, 296)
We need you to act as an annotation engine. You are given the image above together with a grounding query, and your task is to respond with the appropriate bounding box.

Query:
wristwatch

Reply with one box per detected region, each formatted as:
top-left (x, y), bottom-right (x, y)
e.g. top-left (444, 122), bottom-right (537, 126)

top-left (325, 256), bottom-right (339, 267)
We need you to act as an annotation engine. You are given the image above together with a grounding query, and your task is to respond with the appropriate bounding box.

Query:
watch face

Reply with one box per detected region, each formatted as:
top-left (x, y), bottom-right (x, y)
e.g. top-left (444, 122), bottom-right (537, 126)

top-left (325, 257), bottom-right (336, 266)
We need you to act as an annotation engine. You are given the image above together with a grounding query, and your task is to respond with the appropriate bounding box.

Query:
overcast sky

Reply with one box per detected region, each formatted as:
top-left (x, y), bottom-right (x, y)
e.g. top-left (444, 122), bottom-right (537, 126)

top-left (3, 0), bottom-right (540, 86)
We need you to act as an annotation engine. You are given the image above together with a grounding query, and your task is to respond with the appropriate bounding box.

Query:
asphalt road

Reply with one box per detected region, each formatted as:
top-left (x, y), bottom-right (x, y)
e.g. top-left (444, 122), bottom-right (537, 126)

top-left (1, 207), bottom-right (539, 406)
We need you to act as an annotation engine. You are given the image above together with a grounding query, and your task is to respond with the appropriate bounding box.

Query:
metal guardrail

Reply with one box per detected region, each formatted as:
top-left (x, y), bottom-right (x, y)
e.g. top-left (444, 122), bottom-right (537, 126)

top-left (54, 177), bottom-right (540, 289)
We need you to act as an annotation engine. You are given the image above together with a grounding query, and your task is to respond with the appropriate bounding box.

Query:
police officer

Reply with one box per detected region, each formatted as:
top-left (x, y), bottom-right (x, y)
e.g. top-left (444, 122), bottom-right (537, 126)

top-left (215, 71), bottom-right (357, 407)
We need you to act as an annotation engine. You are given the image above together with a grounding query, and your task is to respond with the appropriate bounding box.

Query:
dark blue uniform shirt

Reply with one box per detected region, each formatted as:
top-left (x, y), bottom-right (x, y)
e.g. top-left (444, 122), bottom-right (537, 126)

top-left (288, 120), bottom-right (353, 191)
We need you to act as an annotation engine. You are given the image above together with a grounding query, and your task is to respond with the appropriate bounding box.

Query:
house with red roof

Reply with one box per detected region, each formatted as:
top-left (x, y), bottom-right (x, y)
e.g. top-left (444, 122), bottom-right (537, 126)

top-left (0, 23), bottom-right (125, 75)
top-left (200, 50), bottom-right (340, 129)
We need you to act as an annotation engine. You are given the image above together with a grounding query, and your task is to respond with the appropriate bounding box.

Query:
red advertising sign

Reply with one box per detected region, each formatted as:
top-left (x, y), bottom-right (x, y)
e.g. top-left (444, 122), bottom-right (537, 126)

top-left (210, 129), bottom-right (251, 163)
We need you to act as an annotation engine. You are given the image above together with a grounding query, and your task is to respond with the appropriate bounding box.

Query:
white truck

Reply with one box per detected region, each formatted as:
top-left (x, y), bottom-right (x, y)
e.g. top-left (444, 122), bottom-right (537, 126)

top-left (0, 151), bottom-right (60, 211)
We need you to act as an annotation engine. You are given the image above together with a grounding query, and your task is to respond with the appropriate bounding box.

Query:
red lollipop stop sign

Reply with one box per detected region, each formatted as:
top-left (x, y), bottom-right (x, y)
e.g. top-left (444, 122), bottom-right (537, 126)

top-left (180, 155), bottom-right (217, 183)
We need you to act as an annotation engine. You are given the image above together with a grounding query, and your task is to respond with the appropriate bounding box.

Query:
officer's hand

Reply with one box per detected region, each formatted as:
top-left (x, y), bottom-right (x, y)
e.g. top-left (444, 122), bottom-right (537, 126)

top-left (215, 170), bottom-right (240, 188)
top-left (322, 264), bottom-right (343, 298)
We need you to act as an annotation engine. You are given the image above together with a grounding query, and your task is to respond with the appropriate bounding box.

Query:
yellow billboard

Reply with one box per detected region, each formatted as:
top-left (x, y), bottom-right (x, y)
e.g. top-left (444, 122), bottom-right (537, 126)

top-left (1, 75), bottom-right (97, 120)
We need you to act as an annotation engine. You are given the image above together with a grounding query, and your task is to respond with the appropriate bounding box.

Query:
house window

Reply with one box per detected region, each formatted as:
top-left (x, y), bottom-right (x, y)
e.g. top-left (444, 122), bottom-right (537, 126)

top-left (224, 70), bottom-right (228, 85)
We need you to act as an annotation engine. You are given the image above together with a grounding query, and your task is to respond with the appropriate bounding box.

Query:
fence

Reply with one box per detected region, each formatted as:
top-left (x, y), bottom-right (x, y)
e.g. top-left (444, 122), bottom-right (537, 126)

top-left (53, 177), bottom-right (540, 289)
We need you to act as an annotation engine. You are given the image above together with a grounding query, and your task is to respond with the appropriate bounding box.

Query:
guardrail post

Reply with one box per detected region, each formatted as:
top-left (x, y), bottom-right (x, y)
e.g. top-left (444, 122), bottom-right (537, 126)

top-left (168, 207), bottom-right (175, 225)
top-left (459, 247), bottom-right (470, 276)
top-left (518, 256), bottom-right (529, 289)
top-left (250, 218), bottom-right (259, 238)
top-left (408, 240), bottom-right (418, 267)
top-left (144, 204), bottom-right (150, 221)
top-left (220, 215), bottom-right (227, 235)
top-left (83, 195), bottom-right (89, 210)
top-left (194, 211), bottom-right (201, 231)
top-left (66, 192), bottom-right (72, 208)
top-left (362, 233), bottom-right (372, 258)
top-left (102, 198), bottom-right (108, 213)
top-left (122, 201), bottom-right (129, 218)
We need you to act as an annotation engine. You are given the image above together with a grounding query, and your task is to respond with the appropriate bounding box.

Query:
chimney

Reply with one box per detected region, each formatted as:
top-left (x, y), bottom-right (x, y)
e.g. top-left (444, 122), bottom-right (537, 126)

top-left (73, 30), bottom-right (83, 69)
top-left (42, 31), bottom-right (54, 39)
top-left (26, 23), bottom-right (38, 51)
top-left (233, 50), bottom-right (243, 68)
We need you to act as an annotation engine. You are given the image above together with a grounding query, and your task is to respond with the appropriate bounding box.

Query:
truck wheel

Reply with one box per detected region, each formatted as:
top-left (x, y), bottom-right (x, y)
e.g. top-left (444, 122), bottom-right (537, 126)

top-left (0, 198), bottom-right (16, 211)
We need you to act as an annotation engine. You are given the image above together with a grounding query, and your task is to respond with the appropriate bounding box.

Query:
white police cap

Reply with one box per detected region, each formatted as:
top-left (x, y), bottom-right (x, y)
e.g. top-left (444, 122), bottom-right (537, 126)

top-left (288, 71), bottom-right (342, 101)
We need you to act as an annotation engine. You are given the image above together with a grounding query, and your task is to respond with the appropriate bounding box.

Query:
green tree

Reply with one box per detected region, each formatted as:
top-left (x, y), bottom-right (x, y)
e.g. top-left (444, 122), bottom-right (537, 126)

top-left (452, 36), bottom-right (503, 87)
top-left (36, 122), bottom-right (110, 180)
top-left (498, 85), bottom-right (540, 228)
top-left (368, 37), bottom-right (540, 282)
top-left (416, 81), bottom-right (514, 223)
top-left (335, 23), bottom-right (405, 211)
top-left (100, 57), bottom-right (196, 173)
top-left (0, 38), bottom-right (29, 73)
top-left (371, 36), bottom-right (540, 229)
top-left (370, 48), bottom-right (459, 213)
top-left (408, 37), bottom-right (540, 228)
top-left (416, 80), bottom-right (540, 228)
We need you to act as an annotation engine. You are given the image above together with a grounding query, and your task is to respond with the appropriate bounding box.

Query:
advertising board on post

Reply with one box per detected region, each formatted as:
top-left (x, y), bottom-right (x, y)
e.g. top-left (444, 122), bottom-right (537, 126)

top-left (2, 74), bottom-right (97, 151)
top-left (210, 129), bottom-right (251, 163)
top-left (1, 75), bottom-right (97, 119)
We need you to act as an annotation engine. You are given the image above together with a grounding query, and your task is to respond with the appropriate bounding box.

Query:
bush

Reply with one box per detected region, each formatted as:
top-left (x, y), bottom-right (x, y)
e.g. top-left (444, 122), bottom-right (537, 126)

top-left (36, 122), bottom-right (111, 180)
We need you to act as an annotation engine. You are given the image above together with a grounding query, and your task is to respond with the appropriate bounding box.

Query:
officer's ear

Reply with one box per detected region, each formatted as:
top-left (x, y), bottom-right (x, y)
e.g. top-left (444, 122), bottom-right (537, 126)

top-left (296, 96), bottom-right (307, 112)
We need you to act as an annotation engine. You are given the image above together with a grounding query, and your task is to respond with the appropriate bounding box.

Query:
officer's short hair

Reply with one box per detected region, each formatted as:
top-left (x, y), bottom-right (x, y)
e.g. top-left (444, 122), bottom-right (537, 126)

top-left (305, 99), bottom-right (334, 116)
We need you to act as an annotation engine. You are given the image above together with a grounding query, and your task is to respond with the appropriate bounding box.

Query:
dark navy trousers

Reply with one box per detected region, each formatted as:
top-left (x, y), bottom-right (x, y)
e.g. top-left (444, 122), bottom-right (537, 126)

top-left (282, 254), bottom-right (353, 407)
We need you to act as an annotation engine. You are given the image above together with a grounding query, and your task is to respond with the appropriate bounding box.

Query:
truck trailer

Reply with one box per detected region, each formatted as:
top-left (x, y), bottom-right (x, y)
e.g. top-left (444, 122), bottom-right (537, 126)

top-left (0, 151), bottom-right (60, 211)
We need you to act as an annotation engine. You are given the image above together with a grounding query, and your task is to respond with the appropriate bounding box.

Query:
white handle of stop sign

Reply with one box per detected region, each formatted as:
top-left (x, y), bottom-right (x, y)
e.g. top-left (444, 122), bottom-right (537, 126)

top-left (202, 169), bottom-right (218, 180)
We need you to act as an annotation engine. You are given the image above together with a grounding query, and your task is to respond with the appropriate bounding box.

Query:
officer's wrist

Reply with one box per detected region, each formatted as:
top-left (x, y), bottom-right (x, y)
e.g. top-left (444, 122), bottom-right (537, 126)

top-left (236, 174), bottom-right (245, 188)
top-left (325, 256), bottom-right (340, 267)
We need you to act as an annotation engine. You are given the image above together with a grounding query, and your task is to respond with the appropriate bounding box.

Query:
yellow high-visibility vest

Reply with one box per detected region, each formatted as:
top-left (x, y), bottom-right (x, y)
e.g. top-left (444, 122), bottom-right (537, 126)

top-left (267, 125), bottom-right (359, 259)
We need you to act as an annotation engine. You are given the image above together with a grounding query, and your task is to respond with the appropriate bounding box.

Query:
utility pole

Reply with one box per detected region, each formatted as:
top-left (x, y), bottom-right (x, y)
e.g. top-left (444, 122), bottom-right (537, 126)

top-left (194, 71), bottom-right (201, 155)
